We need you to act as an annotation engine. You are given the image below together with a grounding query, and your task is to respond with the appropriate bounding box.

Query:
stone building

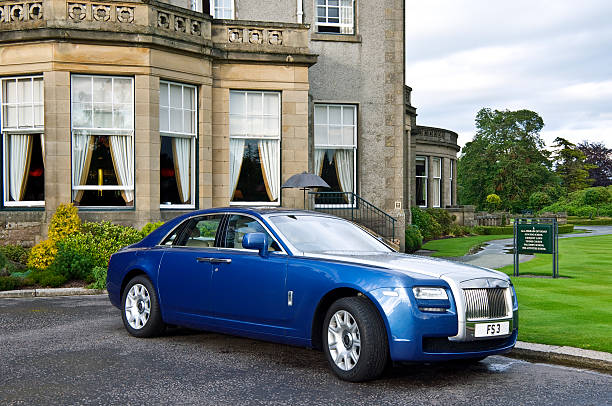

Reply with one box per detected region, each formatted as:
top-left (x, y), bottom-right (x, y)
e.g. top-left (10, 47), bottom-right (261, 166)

top-left (0, 0), bottom-right (457, 249)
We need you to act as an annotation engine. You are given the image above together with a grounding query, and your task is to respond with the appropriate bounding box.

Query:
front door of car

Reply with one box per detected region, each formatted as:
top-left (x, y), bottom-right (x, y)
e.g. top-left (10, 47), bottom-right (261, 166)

top-left (208, 214), bottom-right (289, 336)
top-left (157, 214), bottom-right (224, 326)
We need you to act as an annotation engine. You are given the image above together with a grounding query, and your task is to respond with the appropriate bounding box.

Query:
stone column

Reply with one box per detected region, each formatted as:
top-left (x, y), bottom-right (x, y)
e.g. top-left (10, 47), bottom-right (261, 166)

top-left (200, 75), bottom-right (213, 209)
top-left (427, 155), bottom-right (434, 208)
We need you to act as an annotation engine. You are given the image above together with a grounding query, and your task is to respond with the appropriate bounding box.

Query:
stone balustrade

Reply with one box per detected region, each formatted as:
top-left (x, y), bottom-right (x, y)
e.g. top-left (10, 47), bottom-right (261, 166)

top-left (212, 20), bottom-right (311, 53)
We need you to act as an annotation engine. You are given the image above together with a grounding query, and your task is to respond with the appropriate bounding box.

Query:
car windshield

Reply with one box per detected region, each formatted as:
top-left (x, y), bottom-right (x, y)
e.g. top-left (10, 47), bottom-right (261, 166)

top-left (268, 214), bottom-right (392, 254)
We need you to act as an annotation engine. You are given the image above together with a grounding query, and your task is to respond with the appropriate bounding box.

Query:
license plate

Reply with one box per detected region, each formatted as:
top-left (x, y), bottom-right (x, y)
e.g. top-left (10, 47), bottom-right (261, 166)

top-left (474, 321), bottom-right (510, 337)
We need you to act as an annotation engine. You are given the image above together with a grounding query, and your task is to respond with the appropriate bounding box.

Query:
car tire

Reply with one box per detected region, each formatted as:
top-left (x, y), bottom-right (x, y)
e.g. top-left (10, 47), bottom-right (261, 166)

top-left (121, 275), bottom-right (165, 338)
top-left (323, 296), bottom-right (389, 382)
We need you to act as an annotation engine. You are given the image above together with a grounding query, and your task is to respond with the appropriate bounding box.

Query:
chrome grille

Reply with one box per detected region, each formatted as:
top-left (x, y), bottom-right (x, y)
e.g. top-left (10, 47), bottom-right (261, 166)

top-left (463, 288), bottom-right (509, 320)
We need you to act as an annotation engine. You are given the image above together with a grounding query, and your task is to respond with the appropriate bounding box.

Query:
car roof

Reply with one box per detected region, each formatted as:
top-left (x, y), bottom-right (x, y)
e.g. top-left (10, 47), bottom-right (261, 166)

top-left (184, 207), bottom-right (332, 218)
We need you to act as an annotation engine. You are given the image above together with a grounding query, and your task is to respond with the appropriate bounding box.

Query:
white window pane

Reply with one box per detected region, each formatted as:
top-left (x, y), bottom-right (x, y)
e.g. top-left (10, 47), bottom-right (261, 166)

top-left (113, 78), bottom-right (132, 104)
top-left (247, 93), bottom-right (262, 115)
top-left (35, 105), bottom-right (44, 127)
top-left (329, 0), bottom-right (339, 5)
top-left (342, 126), bottom-right (354, 146)
top-left (184, 110), bottom-right (195, 134)
top-left (114, 109), bottom-right (133, 129)
top-left (72, 103), bottom-right (92, 127)
top-left (263, 93), bottom-right (279, 116)
top-left (230, 92), bottom-right (246, 115)
top-left (19, 79), bottom-right (32, 103)
top-left (183, 87), bottom-right (194, 110)
top-left (5, 105), bottom-right (18, 127)
top-left (93, 104), bottom-right (113, 127)
top-left (34, 78), bottom-right (44, 104)
top-left (329, 106), bottom-right (342, 125)
top-left (341, 0), bottom-right (352, 7)
top-left (343, 106), bottom-right (354, 125)
top-left (433, 158), bottom-right (441, 177)
top-left (170, 85), bottom-right (182, 109)
top-left (92, 78), bottom-right (112, 103)
top-left (19, 105), bottom-right (34, 127)
top-left (5, 80), bottom-right (17, 102)
top-left (314, 106), bottom-right (327, 124)
top-left (314, 125), bottom-right (328, 145)
top-left (160, 83), bottom-right (169, 107)
top-left (72, 76), bottom-right (92, 103)
top-left (329, 126), bottom-right (342, 145)
top-left (229, 116), bottom-right (246, 135)
top-left (248, 117), bottom-right (264, 135)
top-left (170, 108), bottom-right (183, 132)
top-left (160, 107), bottom-right (169, 132)
top-left (263, 117), bottom-right (278, 136)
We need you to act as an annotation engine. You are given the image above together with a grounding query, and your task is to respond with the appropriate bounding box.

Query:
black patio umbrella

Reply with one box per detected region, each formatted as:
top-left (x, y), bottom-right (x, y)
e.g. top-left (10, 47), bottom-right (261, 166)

top-left (281, 171), bottom-right (330, 209)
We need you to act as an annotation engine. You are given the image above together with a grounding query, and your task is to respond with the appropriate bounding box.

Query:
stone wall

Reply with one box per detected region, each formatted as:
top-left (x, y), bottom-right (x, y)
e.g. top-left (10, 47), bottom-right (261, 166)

top-left (0, 212), bottom-right (45, 247)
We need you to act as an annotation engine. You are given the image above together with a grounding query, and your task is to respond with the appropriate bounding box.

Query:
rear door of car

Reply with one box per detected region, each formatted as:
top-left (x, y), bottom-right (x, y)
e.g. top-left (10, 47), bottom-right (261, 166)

top-left (157, 214), bottom-right (225, 326)
top-left (206, 213), bottom-right (290, 336)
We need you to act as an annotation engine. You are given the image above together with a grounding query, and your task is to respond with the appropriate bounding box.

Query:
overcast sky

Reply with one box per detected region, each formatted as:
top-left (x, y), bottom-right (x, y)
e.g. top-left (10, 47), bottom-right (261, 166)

top-left (405, 0), bottom-right (612, 151)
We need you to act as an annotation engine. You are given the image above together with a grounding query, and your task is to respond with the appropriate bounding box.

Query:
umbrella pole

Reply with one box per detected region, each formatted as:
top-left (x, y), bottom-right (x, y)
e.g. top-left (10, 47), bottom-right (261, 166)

top-left (303, 188), bottom-right (307, 209)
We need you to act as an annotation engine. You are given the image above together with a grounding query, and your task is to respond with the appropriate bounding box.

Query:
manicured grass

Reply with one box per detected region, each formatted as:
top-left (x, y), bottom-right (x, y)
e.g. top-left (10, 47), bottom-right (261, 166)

top-left (497, 234), bottom-right (612, 353)
top-left (422, 235), bottom-right (509, 257)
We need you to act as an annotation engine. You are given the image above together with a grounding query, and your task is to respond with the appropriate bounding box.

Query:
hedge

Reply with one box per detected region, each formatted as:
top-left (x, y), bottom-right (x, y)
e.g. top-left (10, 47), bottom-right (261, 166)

top-left (567, 218), bottom-right (612, 226)
top-left (475, 225), bottom-right (574, 235)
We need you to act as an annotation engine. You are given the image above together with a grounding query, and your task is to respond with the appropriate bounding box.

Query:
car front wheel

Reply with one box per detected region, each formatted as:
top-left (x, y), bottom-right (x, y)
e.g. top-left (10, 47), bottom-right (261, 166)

top-left (121, 275), bottom-right (165, 338)
top-left (323, 296), bottom-right (389, 382)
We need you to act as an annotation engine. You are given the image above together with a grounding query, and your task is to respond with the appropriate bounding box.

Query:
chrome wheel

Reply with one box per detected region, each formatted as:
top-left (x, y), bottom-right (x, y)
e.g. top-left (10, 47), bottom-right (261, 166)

top-left (327, 310), bottom-right (361, 371)
top-left (124, 283), bottom-right (151, 330)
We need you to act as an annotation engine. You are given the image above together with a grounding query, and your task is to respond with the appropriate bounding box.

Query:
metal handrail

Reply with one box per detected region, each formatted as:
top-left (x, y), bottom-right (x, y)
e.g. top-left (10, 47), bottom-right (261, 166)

top-left (307, 191), bottom-right (396, 241)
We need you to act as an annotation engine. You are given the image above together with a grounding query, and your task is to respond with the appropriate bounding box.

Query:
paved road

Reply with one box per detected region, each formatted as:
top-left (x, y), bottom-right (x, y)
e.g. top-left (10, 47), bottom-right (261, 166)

top-left (454, 225), bottom-right (612, 269)
top-left (1, 296), bottom-right (610, 405)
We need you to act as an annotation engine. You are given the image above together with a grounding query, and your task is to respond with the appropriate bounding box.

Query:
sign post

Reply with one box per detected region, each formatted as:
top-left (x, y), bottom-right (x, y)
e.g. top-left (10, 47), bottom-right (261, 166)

top-left (513, 218), bottom-right (559, 278)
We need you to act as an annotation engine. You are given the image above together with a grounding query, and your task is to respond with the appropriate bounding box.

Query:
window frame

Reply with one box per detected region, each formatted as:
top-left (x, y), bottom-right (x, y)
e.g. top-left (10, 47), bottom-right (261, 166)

top-left (70, 74), bottom-right (135, 208)
top-left (159, 80), bottom-right (198, 210)
top-left (229, 90), bottom-right (281, 207)
top-left (219, 212), bottom-right (287, 254)
top-left (1, 75), bottom-right (45, 208)
top-left (210, 0), bottom-right (234, 19)
top-left (313, 103), bottom-right (357, 208)
top-left (314, 0), bottom-right (355, 35)
top-left (416, 155), bottom-right (428, 208)
top-left (432, 157), bottom-right (441, 208)
top-left (449, 159), bottom-right (454, 206)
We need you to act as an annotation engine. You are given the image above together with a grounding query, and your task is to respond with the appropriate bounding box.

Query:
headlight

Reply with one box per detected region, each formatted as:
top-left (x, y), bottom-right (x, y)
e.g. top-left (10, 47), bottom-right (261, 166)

top-left (412, 287), bottom-right (448, 300)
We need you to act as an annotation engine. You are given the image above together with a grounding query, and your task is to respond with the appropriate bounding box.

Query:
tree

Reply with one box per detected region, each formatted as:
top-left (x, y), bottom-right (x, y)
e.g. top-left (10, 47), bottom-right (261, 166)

top-left (552, 137), bottom-right (594, 193)
top-left (529, 191), bottom-right (552, 212)
top-left (584, 187), bottom-right (611, 217)
top-left (577, 141), bottom-right (612, 187)
top-left (485, 193), bottom-right (501, 213)
top-left (458, 108), bottom-right (558, 212)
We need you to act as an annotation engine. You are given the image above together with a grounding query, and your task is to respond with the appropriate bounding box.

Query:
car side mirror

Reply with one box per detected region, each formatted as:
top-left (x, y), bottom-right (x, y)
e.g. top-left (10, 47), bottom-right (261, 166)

top-left (242, 232), bottom-right (269, 258)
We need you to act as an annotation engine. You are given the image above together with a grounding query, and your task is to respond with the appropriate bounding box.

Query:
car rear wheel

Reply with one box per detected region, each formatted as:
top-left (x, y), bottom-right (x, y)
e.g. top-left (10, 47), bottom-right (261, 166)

top-left (323, 296), bottom-right (388, 382)
top-left (121, 275), bottom-right (165, 338)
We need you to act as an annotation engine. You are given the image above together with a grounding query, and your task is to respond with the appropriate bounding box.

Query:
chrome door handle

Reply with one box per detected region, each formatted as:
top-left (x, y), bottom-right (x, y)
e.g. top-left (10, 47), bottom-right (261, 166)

top-left (196, 257), bottom-right (211, 263)
top-left (209, 258), bottom-right (232, 264)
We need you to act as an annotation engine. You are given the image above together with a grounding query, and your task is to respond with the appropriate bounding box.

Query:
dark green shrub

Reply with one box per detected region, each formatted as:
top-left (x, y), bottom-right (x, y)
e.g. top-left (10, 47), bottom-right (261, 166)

top-left (0, 275), bottom-right (23, 291)
top-left (88, 266), bottom-right (108, 290)
top-left (411, 207), bottom-right (442, 240)
top-left (51, 233), bottom-right (97, 281)
top-left (30, 268), bottom-right (67, 287)
top-left (425, 208), bottom-right (454, 235)
top-left (529, 192), bottom-right (552, 212)
top-left (405, 225), bottom-right (423, 253)
top-left (449, 224), bottom-right (470, 237)
top-left (0, 245), bottom-right (30, 265)
top-left (140, 221), bottom-right (164, 238)
top-left (82, 221), bottom-right (142, 248)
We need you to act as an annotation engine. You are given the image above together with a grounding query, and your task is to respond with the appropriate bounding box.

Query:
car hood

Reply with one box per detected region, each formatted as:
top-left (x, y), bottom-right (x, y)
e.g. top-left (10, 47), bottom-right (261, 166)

top-left (305, 251), bottom-right (509, 283)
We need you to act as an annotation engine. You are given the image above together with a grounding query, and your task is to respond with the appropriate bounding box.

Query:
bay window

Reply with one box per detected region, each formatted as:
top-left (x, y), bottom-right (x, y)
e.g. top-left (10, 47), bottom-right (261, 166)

top-left (315, 0), bottom-right (355, 34)
top-left (210, 0), bottom-right (233, 19)
top-left (229, 90), bottom-right (280, 205)
top-left (1, 76), bottom-right (45, 207)
top-left (160, 81), bottom-right (197, 208)
top-left (71, 75), bottom-right (134, 207)
top-left (314, 104), bottom-right (356, 206)
top-left (432, 157), bottom-right (441, 207)
top-left (416, 156), bottom-right (427, 207)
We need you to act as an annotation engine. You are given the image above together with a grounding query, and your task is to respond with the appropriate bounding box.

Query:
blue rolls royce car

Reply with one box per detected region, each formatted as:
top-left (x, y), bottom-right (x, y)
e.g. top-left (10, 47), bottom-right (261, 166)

top-left (107, 208), bottom-right (518, 381)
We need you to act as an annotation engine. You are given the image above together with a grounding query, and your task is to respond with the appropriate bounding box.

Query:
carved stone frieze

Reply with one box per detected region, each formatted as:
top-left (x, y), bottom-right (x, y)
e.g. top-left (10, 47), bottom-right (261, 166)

top-left (67, 3), bottom-right (87, 21)
top-left (225, 27), bottom-right (285, 46)
top-left (115, 6), bottom-right (133, 23)
top-left (0, 2), bottom-right (44, 23)
top-left (156, 10), bottom-right (205, 38)
top-left (92, 4), bottom-right (110, 21)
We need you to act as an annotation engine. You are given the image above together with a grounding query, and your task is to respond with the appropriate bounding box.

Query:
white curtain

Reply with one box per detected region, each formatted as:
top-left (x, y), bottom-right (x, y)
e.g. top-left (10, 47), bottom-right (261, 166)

top-left (109, 135), bottom-right (134, 203)
top-left (40, 134), bottom-right (46, 168)
top-left (172, 137), bottom-right (191, 204)
top-left (229, 138), bottom-right (245, 199)
top-left (9, 134), bottom-right (32, 201)
top-left (258, 139), bottom-right (280, 202)
top-left (314, 149), bottom-right (325, 176)
top-left (335, 149), bottom-right (354, 194)
top-left (340, 0), bottom-right (354, 34)
top-left (72, 133), bottom-right (94, 202)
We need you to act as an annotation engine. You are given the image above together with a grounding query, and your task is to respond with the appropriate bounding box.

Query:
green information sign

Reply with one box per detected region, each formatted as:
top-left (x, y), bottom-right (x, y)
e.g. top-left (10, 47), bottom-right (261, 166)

top-left (516, 224), bottom-right (554, 254)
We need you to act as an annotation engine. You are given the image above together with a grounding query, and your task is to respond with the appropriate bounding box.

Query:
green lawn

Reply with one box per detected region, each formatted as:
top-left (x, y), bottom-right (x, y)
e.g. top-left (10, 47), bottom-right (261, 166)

top-left (497, 234), bottom-right (612, 353)
top-left (422, 235), bottom-right (509, 257)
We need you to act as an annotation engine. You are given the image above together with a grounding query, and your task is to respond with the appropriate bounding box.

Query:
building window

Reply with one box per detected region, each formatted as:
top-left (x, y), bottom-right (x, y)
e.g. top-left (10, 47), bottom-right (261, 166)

top-left (416, 156), bottom-right (427, 207)
top-left (449, 159), bottom-right (454, 206)
top-left (210, 0), bottom-right (233, 19)
top-left (160, 81), bottom-right (197, 208)
top-left (191, 0), bottom-right (203, 12)
top-left (432, 157), bottom-right (441, 208)
top-left (71, 75), bottom-right (134, 207)
top-left (315, 0), bottom-right (354, 34)
top-left (314, 104), bottom-right (356, 205)
top-left (1, 76), bottom-right (45, 207)
top-left (229, 91), bottom-right (280, 205)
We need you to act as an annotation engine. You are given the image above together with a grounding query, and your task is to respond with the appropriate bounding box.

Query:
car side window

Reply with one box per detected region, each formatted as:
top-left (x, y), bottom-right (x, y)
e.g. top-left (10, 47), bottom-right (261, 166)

top-left (223, 214), bottom-right (281, 252)
top-left (176, 215), bottom-right (224, 248)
